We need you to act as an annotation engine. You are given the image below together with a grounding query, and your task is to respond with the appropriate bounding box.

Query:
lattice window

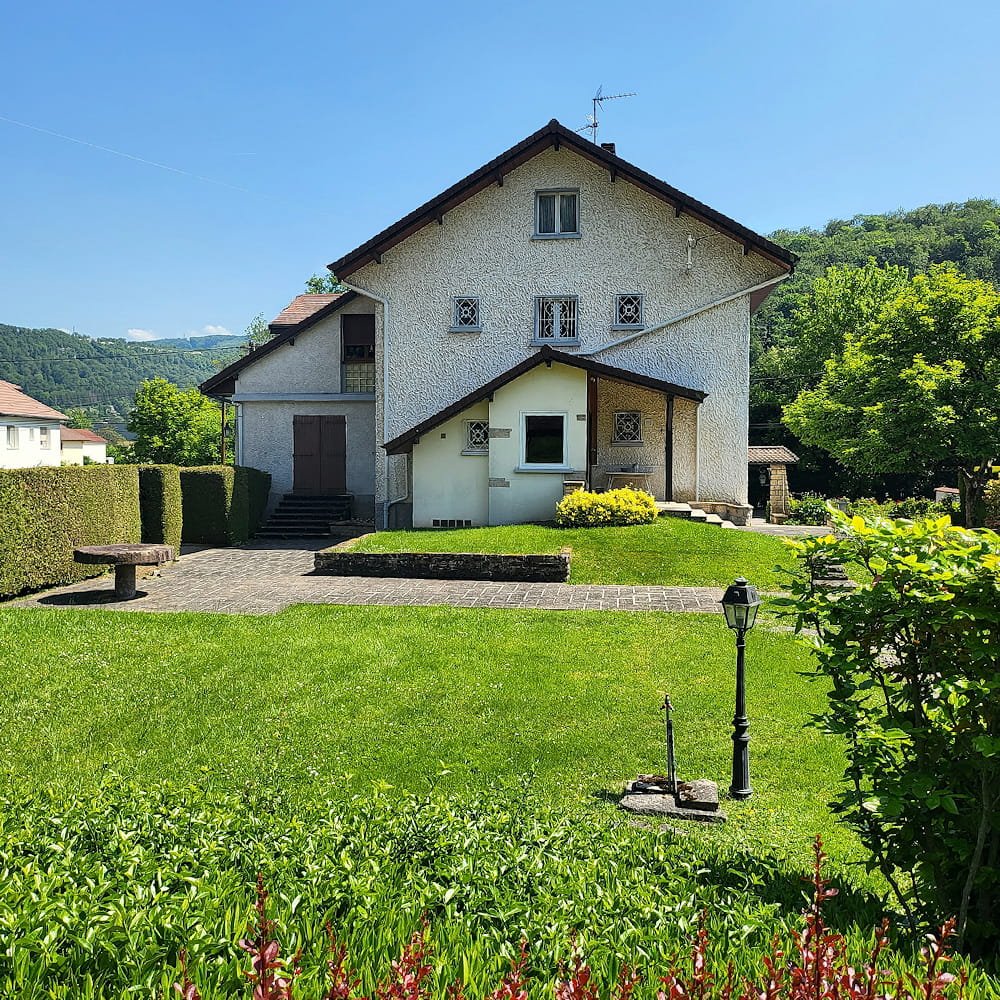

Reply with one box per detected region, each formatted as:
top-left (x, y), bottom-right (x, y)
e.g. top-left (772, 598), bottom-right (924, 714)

top-left (615, 294), bottom-right (644, 328)
top-left (343, 363), bottom-right (375, 393)
top-left (535, 297), bottom-right (578, 342)
top-left (451, 297), bottom-right (480, 330)
top-left (465, 419), bottom-right (489, 454)
top-left (535, 190), bottom-right (579, 236)
top-left (613, 411), bottom-right (643, 443)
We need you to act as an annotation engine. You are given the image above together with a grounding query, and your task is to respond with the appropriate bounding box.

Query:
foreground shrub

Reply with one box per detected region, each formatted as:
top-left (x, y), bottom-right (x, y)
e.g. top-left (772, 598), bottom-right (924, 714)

top-left (177, 838), bottom-right (966, 1000)
top-left (778, 512), bottom-right (1000, 955)
top-left (0, 464), bottom-right (140, 597)
top-left (984, 480), bottom-right (1000, 529)
top-left (138, 463), bottom-right (183, 553)
top-left (787, 493), bottom-right (830, 526)
top-left (246, 466), bottom-right (272, 535)
top-left (180, 465), bottom-right (248, 545)
top-left (555, 488), bottom-right (657, 527)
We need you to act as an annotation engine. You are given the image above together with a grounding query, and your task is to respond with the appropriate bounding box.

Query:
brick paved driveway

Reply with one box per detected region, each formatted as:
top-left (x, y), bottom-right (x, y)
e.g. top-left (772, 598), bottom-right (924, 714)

top-left (14, 540), bottom-right (724, 615)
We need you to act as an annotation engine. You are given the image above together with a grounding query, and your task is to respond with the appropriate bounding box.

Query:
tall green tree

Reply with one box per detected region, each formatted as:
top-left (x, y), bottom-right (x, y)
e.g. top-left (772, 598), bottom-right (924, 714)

top-left (63, 407), bottom-right (94, 429)
top-left (243, 312), bottom-right (270, 350)
top-left (784, 265), bottom-right (1000, 525)
top-left (305, 272), bottom-right (345, 294)
top-left (128, 378), bottom-right (221, 466)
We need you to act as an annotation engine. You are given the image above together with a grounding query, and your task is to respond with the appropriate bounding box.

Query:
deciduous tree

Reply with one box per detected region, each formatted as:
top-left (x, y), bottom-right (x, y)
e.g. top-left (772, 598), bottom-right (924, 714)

top-left (127, 377), bottom-right (220, 466)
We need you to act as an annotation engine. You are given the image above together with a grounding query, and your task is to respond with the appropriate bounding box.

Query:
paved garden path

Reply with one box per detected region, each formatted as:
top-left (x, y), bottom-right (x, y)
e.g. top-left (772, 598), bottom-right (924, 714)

top-left (14, 540), bottom-right (725, 615)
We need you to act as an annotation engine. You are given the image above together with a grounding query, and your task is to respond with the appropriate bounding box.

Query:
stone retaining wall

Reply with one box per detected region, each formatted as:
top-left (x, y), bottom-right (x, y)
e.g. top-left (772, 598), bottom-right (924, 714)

top-left (314, 547), bottom-right (571, 582)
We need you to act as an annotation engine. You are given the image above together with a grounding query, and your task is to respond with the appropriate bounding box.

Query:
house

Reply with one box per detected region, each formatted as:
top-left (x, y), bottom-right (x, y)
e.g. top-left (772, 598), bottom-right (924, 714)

top-left (201, 120), bottom-right (797, 528)
top-left (60, 427), bottom-right (109, 465)
top-left (0, 381), bottom-right (67, 469)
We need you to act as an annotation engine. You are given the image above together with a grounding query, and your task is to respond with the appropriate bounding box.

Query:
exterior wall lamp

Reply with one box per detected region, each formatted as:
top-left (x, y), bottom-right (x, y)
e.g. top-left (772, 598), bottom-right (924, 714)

top-left (720, 576), bottom-right (761, 800)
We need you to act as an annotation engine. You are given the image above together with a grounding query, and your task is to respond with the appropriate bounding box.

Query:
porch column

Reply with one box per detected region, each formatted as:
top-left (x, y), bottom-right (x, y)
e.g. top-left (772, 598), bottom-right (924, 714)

top-left (586, 375), bottom-right (598, 489)
top-left (768, 463), bottom-right (790, 522)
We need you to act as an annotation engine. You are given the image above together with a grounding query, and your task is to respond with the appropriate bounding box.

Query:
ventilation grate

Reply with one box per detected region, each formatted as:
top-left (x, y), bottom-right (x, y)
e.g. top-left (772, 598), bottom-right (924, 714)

top-left (431, 518), bottom-right (473, 528)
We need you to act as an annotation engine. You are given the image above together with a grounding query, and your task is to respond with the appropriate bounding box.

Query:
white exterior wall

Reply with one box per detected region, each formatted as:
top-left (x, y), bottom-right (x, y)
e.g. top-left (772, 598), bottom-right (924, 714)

top-left (348, 145), bottom-right (783, 512)
top-left (411, 401), bottom-right (489, 526)
top-left (60, 440), bottom-right (108, 465)
top-left (0, 418), bottom-right (62, 468)
top-left (233, 297), bottom-right (378, 513)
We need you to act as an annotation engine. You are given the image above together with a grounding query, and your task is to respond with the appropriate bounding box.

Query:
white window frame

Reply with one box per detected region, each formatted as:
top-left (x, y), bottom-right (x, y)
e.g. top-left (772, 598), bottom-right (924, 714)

top-left (450, 296), bottom-right (481, 333)
top-left (533, 189), bottom-right (580, 239)
top-left (6, 426), bottom-right (18, 449)
top-left (612, 293), bottom-right (644, 330)
top-left (519, 411), bottom-right (569, 470)
top-left (612, 411), bottom-right (643, 445)
top-left (533, 296), bottom-right (579, 345)
top-left (39, 426), bottom-right (50, 449)
top-left (462, 419), bottom-right (489, 455)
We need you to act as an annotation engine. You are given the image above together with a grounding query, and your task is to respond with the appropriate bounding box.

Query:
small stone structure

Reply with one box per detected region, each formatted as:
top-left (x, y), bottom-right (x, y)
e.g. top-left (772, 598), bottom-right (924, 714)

top-left (314, 546), bottom-right (571, 582)
top-left (73, 543), bottom-right (175, 600)
top-left (748, 445), bottom-right (799, 523)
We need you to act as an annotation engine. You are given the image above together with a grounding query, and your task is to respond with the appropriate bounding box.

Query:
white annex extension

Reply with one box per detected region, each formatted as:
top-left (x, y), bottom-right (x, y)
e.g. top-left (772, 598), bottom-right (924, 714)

top-left (0, 381), bottom-right (67, 469)
top-left (201, 120), bottom-right (796, 529)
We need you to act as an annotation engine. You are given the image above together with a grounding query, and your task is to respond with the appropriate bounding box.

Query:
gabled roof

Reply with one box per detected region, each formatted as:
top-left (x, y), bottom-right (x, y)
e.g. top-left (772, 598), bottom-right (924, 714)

top-left (200, 291), bottom-right (357, 396)
top-left (384, 346), bottom-right (706, 455)
top-left (60, 427), bottom-right (107, 444)
top-left (329, 119), bottom-right (797, 280)
top-left (0, 381), bottom-right (67, 421)
top-left (748, 445), bottom-right (799, 465)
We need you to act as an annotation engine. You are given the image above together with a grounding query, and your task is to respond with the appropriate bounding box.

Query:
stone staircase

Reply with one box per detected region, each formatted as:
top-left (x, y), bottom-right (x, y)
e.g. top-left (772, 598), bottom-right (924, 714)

top-left (656, 501), bottom-right (737, 529)
top-left (255, 494), bottom-right (354, 539)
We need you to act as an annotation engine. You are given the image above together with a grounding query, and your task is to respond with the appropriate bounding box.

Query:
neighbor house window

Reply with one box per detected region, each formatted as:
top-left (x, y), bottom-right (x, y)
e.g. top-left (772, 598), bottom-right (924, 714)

top-left (534, 296), bottom-right (578, 343)
top-left (522, 413), bottom-right (567, 467)
top-left (535, 190), bottom-right (579, 237)
top-left (613, 411), bottom-right (643, 444)
top-left (342, 315), bottom-right (376, 394)
top-left (451, 297), bottom-right (481, 332)
top-left (464, 419), bottom-right (489, 454)
top-left (39, 427), bottom-right (50, 448)
top-left (6, 426), bottom-right (17, 449)
top-left (614, 294), bottom-right (644, 329)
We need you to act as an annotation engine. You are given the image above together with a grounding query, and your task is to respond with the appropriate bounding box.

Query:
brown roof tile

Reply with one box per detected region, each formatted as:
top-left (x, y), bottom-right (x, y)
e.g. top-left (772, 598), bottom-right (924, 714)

top-left (748, 445), bottom-right (799, 465)
top-left (60, 427), bottom-right (107, 443)
top-left (0, 381), bottom-right (68, 421)
top-left (270, 294), bottom-right (346, 328)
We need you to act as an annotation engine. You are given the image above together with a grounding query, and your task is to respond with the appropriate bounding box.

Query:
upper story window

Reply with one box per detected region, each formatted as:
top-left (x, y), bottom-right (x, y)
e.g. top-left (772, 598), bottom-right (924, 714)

top-left (463, 419), bottom-right (489, 455)
top-left (342, 314), bottom-right (376, 394)
top-left (6, 426), bottom-right (18, 449)
top-left (39, 427), bottom-right (50, 448)
top-left (450, 297), bottom-right (481, 332)
top-left (614, 294), bottom-right (644, 329)
top-left (534, 190), bottom-right (579, 238)
top-left (534, 296), bottom-right (578, 344)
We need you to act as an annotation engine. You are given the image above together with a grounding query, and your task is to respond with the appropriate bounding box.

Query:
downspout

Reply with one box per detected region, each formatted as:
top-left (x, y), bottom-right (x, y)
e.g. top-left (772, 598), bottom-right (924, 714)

top-left (579, 273), bottom-right (789, 357)
top-left (694, 404), bottom-right (701, 502)
top-left (339, 279), bottom-right (406, 529)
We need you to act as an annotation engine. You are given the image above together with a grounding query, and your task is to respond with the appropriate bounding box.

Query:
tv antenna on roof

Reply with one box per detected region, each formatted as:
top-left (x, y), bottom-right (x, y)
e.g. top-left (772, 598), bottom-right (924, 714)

top-left (576, 84), bottom-right (636, 144)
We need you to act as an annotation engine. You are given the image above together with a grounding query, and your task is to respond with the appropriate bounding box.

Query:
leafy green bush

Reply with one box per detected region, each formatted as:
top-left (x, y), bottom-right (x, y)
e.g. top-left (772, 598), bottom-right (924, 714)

top-left (0, 777), bottom-right (946, 999)
top-left (787, 492), bottom-right (830, 525)
top-left (984, 480), bottom-right (1000, 528)
top-left (555, 488), bottom-right (658, 527)
top-left (847, 496), bottom-right (960, 522)
top-left (0, 465), bottom-right (140, 597)
top-left (180, 466), bottom-right (251, 545)
top-left (778, 512), bottom-right (1000, 955)
top-left (138, 464), bottom-right (182, 554)
top-left (245, 466), bottom-right (272, 535)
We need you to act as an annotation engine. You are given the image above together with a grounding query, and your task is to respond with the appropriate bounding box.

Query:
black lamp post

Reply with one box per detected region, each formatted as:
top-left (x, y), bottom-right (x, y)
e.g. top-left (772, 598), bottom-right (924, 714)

top-left (720, 576), bottom-right (761, 800)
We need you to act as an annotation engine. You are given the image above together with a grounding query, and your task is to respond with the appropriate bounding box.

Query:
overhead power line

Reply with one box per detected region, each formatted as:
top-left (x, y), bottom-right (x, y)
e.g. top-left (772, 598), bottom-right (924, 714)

top-left (0, 344), bottom-right (245, 365)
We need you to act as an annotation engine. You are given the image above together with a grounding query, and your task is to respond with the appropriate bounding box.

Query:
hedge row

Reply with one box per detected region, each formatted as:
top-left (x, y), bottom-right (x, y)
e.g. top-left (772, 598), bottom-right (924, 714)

top-left (179, 466), bottom-right (271, 546)
top-left (138, 465), bottom-right (182, 554)
top-left (0, 466), bottom-right (141, 598)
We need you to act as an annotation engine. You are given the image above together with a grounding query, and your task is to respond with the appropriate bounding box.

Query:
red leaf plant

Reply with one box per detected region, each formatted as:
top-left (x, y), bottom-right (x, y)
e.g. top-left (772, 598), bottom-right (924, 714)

top-left (175, 838), bottom-right (967, 1000)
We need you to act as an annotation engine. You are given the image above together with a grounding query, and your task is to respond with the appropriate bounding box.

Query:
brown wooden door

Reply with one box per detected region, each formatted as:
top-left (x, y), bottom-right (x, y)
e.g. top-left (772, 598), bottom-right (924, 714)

top-left (293, 415), bottom-right (346, 495)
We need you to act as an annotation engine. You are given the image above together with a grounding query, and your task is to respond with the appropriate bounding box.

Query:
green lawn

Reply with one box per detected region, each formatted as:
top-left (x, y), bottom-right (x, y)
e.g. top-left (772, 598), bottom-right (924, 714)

top-left (350, 518), bottom-right (797, 589)
top-left (0, 603), bottom-right (848, 865)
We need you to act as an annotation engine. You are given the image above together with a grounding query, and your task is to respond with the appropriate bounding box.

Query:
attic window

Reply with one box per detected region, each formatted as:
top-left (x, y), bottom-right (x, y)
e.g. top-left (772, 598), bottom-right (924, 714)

top-left (535, 190), bottom-right (579, 238)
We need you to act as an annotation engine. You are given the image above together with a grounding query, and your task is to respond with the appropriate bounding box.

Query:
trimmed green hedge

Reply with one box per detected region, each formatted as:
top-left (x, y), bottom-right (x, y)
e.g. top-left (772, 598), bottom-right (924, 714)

top-left (138, 465), bottom-right (182, 555)
top-left (179, 466), bottom-right (270, 546)
top-left (0, 465), bottom-right (141, 598)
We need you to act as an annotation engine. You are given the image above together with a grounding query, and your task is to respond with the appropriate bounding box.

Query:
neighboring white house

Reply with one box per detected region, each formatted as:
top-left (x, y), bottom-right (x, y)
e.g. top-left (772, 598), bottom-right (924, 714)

top-left (60, 427), bottom-right (109, 465)
top-left (0, 381), bottom-right (67, 469)
top-left (202, 120), bottom-right (797, 528)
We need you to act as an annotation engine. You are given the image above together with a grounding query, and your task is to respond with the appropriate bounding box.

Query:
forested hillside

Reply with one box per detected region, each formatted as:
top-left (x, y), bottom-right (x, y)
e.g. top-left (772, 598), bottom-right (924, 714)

top-left (752, 198), bottom-right (1000, 494)
top-left (0, 325), bottom-right (245, 425)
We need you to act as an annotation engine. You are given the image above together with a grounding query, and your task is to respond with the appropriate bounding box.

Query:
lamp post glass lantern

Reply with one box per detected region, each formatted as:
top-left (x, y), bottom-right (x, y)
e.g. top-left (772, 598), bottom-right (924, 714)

top-left (720, 577), bottom-right (760, 800)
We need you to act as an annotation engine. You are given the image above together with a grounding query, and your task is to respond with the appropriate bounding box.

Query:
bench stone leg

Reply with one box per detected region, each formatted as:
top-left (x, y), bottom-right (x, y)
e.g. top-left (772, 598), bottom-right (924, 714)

top-left (114, 564), bottom-right (137, 600)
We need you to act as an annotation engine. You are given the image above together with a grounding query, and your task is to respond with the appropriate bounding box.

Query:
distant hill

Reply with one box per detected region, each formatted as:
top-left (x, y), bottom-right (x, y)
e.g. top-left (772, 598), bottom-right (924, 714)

top-left (0, 325), bottom-right (246, 426)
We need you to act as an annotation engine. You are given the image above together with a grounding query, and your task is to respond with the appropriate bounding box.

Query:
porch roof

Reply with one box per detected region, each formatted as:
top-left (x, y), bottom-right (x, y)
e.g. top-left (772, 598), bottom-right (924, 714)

top-left (748, 444), bottom-right (799, 465)
top-left (383, 346), bottom-right (706, 455)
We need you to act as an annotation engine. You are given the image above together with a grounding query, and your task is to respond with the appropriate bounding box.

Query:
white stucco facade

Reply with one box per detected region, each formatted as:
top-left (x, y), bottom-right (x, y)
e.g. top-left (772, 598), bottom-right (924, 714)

top-left (60, 438), bottom-right (108, 465)
top-left (0, 418), bottom-right (62, 468)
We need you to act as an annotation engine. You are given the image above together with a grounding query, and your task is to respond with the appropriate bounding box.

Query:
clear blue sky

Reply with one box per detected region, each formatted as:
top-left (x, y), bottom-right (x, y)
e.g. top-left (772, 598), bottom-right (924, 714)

top-left (2, 0), bottom-right (997, 342)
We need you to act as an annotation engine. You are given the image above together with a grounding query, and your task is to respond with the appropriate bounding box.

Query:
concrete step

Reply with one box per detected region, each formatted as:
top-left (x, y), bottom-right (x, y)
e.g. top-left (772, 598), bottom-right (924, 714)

top-left (255, 529), bottom-right (332, 539)
top-left (688, 508), bottom-right (710, 522)
top-left (657, 502), bottom-right (693, 519)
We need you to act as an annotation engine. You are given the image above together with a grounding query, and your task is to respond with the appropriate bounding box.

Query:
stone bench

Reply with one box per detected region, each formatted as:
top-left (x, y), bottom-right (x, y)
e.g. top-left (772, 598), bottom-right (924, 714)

top-left (73, 544), bottom-right (175, 600)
